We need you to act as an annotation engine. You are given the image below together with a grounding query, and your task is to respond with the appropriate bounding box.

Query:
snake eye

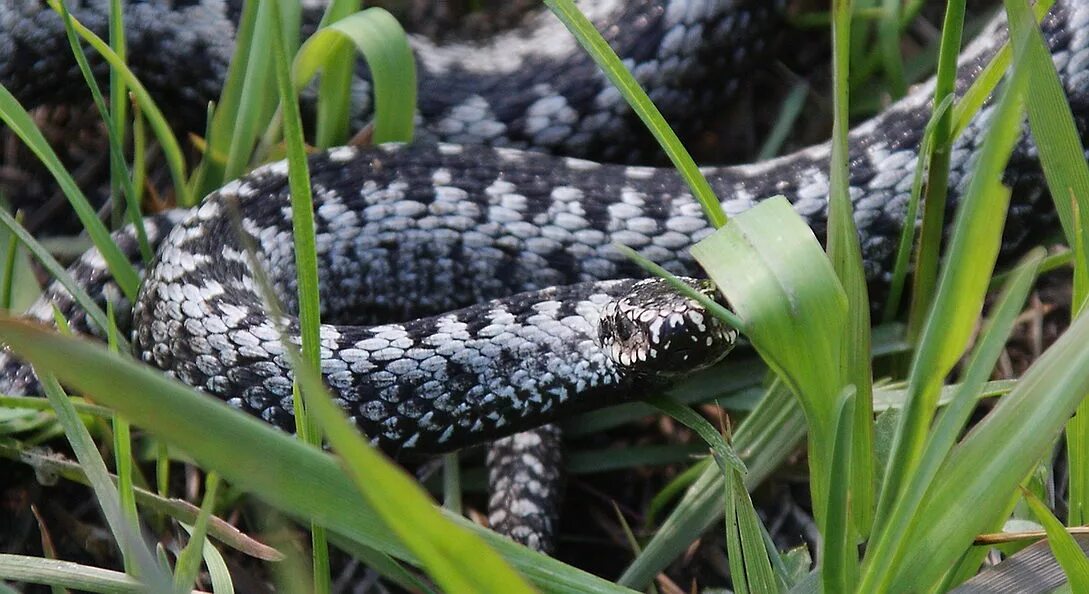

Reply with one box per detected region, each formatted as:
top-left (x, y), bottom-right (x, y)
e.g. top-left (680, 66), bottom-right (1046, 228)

top-left (615, 316), bottom-right (635, 341)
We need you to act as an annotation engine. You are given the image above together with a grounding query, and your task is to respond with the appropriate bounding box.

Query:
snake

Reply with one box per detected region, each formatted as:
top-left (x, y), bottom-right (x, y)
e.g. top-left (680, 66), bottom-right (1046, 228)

top-left (1, 0), bottom-right (1088, 557)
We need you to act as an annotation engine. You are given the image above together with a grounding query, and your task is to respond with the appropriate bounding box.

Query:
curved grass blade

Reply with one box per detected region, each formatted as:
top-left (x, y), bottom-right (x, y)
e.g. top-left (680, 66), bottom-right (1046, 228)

top-left (182, 523), bottom-right (235, 594)
top-left (312, 0), bottom-right (362, 147)
top-left (544, 0), bottom-right (724, 227)
top-left (644, 395), bottom-right (745, 475)
top-left (43, 0), bottom-right (191, 207)
top-left (692, 197), bottom-right (847, 528)
top-left (56, 2), bottom-right (151, 261)
top-left (294, 8), bottom-right (417, 144)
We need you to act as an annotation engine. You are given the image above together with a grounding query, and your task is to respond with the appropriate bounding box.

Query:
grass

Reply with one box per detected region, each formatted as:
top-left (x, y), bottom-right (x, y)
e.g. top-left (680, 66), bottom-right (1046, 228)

top-left (1, 0), bottom-right (1089, 592)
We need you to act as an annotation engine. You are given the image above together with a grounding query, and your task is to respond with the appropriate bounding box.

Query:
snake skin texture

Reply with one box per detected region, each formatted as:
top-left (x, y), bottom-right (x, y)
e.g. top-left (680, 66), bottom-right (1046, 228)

top-left (487, 425), bottom-right (565, 553)
top-left (1, 0), bottom-right (1088, 555)
top-left (0, 0), bottom-right (786, 162)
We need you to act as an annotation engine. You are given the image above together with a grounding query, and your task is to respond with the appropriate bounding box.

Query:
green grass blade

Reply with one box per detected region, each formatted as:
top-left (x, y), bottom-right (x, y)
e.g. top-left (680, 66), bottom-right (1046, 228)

top-left (1071, 199), bottom-right (1089, 525)
top-left (267, 2), bottom-right (330, 589)
top-left (43, 0), bottom-right (191, 206)
top-left (614, 244), bottom-right (744, 330)
top-left (173, 473), bottom-right (220, 593)
top-left (107, 305), bottom-right (139, 578)
top-left (220, 0), bottom-right (280, 185)
top-left (301, 363), bottom-right (537, 593)
top-left (881, 94), bottom-right (954, 321)
top-left (1000, 0), bottom-right (1089, 530)
top-left (269, 0), bottom-right (322, 446)
top-left (544, 0), bottom-right (724, 227)
top-left (723, 465), bottom-right (750, 594)
top-left (1022, 488), bottom-right (1089, 591)
top-left (0, 208), bottom-right (116, 346)
top-left (54, 2), bottom-right (152, 270)
top-left (312, 0), bottom-right (362, 147)
top-left (644, 395), bottom-right (745, 475)
top-left (565, 358), bottom-right (765, 436)
top-left (827, 0), bottom-right (875, 536)
top-left (38, 372), bottom-right (171, 590)
top-left (757, 82), bottom-right (809, 161)
top-left (185, 524), bottom-right (236, 594)
top-left (821, 389), bottom-right (857, 593)
top-left (731, 469), bottom-right (780, 593)
top-left (949, 0), bottom-right (1054, 139)
top-left (194, 0), bottom-right (259, 198)
top-left (108, 0), bottom-right (126, 229)
top-left (294, 8), bottom-right (416, 145)
top-left (0, 555), bottom-right (152, 594)
top-left (1004, 0), bottom-right (1089, 254)
top-left (0, 86), bottom-right (141, 301)
top-left (905, 0), bottom-right (965, 339)
top-left (0, 208), bottom-right (26, 312)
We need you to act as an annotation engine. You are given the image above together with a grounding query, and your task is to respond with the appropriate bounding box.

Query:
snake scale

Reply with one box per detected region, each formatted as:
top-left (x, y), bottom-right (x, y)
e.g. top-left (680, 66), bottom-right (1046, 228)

top-left (1, 0), bottom-right (1089, 556)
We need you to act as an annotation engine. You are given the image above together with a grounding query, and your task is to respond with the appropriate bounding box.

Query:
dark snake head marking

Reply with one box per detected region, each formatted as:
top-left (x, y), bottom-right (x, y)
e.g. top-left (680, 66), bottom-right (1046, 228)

top-left (598, 277), bottom-right (737, 379)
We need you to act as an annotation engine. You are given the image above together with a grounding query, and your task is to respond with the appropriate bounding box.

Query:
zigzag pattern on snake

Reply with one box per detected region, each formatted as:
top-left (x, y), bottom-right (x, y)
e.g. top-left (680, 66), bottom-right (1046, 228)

top-left (1, 0), bottom-right (1088, 554)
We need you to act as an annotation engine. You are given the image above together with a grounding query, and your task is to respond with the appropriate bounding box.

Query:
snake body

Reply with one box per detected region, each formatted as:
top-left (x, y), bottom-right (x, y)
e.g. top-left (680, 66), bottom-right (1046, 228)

top-left (0, 0), bottom-right (785, 162)
top-left (2, 0), bottom-right (1089, 555)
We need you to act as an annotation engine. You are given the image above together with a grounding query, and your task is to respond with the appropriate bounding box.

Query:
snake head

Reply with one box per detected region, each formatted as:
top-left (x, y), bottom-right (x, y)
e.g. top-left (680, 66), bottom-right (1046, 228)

top-left (599, 278), bottom-right (738, 379)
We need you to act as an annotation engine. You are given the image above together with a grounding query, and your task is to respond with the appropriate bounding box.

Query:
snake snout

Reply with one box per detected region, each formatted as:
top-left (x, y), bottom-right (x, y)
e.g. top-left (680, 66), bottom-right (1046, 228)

top-left (599, 277), bottom-right (738, 378)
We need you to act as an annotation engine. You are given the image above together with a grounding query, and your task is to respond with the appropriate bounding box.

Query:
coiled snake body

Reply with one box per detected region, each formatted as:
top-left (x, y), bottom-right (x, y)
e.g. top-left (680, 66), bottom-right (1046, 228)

top-left (2, 0), bottom-right (1089, 554)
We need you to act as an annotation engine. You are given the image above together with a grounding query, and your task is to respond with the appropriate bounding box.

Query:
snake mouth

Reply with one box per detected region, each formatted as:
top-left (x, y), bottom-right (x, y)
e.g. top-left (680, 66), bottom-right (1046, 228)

top-left (599, 277), bottom-right (738, 378)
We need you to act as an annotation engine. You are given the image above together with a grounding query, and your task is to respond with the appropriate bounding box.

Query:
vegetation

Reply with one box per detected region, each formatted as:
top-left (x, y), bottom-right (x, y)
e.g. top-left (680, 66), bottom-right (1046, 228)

top-left (1, 0), bottom-right (1088, 592)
